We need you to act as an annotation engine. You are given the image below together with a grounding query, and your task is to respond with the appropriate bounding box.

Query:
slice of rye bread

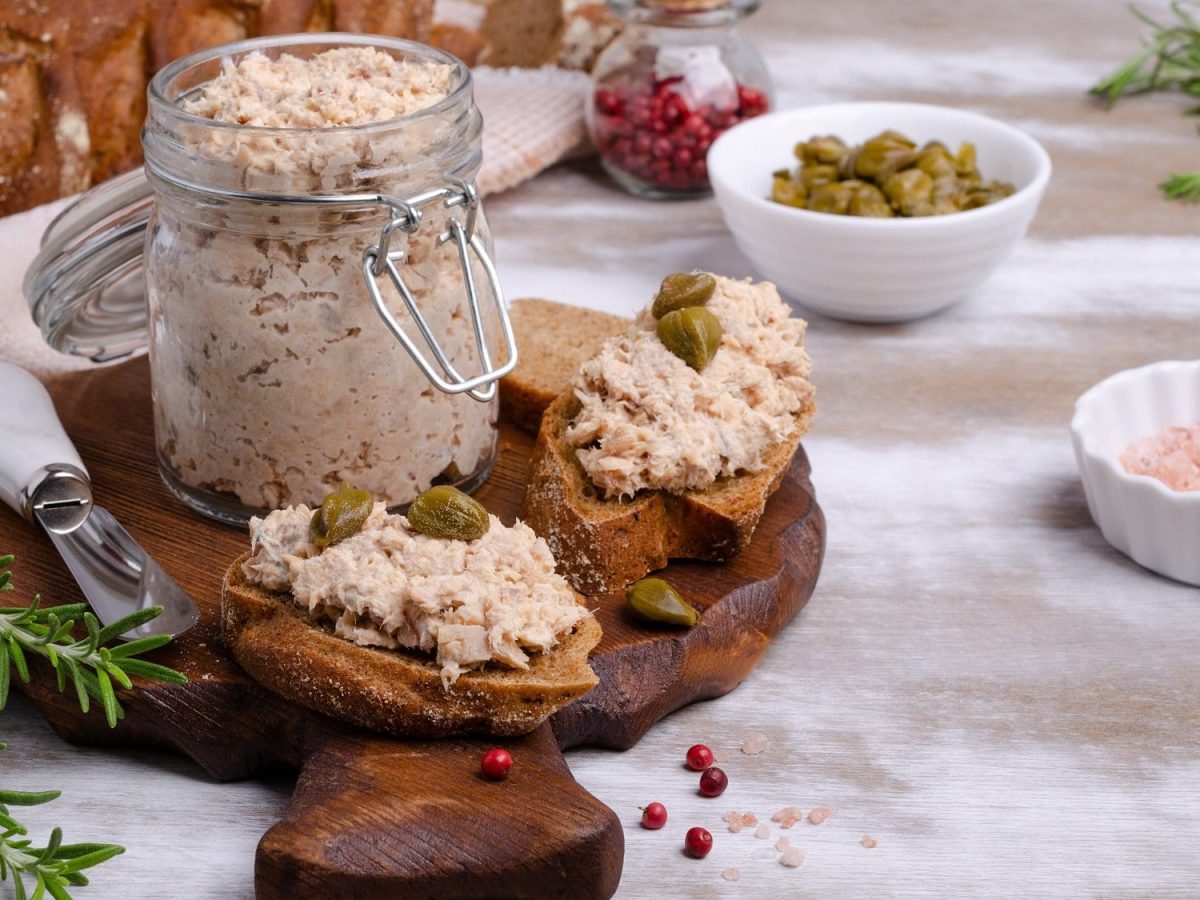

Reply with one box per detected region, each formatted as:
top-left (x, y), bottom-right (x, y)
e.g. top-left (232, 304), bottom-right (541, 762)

top-left (499, 298), bottom-right (631, 434)
top-left (522, 392), bottom-right (816, 597)
top-left (221, 553), bottom-right (602, 738)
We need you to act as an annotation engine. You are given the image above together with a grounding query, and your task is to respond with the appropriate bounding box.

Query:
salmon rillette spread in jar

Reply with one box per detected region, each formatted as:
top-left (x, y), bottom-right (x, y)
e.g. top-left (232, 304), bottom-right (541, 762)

top-left (141, 35), bottom-right (510, 524)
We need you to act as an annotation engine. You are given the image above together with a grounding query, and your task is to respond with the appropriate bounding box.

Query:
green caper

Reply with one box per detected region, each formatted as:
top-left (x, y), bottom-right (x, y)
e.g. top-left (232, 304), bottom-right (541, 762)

top-left (930, 174), bottom-right (964, 212)
top-left (854, 134), bottom-right (917, 182)
top-left (806, 181), bottom-right (853, 215)
top-left (651, 272), bottom-right (717, 319)
top-left (883, 168), bottom-right (934, 217)
top-left (657, 306), bottom-right (723, 372)
top-left (836, 146), bottom-right (861, 180)
top-left (310, 485), bottom-right (374, 550)
top-left (796, 134), bottom-right (847, 165)
top-left (406, 485), bottom-right (490, 541)
top-left (915, 145), bottom-right (956, 179)
top-left (848, 182), bottom-right (894, 217)
top-left (954, 141), bottom-right (977, 176)
top-left (626, 577), bottom-right (700, 627)
top-left (771, 173), bottom-right (807, 208)
top-left (799, 162), bottom-right (840, 190)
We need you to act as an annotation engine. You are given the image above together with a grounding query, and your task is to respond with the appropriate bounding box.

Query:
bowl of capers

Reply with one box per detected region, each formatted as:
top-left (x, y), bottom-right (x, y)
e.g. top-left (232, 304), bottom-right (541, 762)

top-left (708, 102), bottom-right (1051, 323)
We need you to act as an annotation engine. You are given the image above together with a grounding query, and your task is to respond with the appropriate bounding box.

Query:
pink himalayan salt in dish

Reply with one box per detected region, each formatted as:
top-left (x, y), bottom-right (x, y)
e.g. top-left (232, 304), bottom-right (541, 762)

top-left (1120, 423), bottom-right (1200, 492)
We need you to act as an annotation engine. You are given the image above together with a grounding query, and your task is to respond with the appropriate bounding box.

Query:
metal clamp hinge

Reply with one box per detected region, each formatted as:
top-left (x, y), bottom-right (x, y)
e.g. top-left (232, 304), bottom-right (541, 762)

top-left (361, 180), bottom-right (516, 403)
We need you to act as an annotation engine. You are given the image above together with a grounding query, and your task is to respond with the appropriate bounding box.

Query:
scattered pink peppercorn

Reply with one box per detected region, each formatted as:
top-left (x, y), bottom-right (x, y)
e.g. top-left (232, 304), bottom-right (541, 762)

top-left (640, 802), bottom-right (668, 830)
top-left (685, 826), bottom-right (713, 859)
top-left (685, 744), bottom-right (714, 771)
top-left (480, 748), bottom-right (513, 780)
top-left (698, 767), bottom-right (728, 798)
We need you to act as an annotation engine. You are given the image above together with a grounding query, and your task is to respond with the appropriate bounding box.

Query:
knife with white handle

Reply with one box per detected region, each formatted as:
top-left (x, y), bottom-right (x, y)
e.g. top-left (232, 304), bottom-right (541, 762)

top-left (0, 361), bottom-right (198, 639)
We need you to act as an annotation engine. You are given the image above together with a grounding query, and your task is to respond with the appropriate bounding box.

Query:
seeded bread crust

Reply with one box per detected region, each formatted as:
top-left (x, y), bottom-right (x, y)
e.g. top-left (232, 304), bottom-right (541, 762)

top-left (221, 553), bottom-right (601, 738)
top-left (499, 298), bottom-right (631, 434)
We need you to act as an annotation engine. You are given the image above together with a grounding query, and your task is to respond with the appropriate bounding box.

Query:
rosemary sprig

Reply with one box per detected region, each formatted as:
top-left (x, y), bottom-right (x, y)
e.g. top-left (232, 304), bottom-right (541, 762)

top-left (1092, 1), bottom-right (1200, 202)
top-left (0, 742), bottom-right (125, 900)
top-left (0, 554), bottom-right (187, 728)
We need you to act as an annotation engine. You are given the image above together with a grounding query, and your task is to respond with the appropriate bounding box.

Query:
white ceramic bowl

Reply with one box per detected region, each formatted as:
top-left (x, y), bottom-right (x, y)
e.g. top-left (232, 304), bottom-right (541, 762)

top-left (708, 102), bottom-right (1052, 322)
top-left (1070, 360), bottom-right (1200, 587)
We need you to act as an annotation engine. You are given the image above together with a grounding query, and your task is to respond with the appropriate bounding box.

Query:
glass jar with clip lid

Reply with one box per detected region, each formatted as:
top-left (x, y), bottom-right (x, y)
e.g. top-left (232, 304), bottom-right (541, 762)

top-left (25, 34), bottom-right (516, 526)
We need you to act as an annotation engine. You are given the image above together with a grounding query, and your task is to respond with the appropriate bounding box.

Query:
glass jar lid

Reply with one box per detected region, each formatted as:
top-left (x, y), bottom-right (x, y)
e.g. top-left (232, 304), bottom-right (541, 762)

top-left (24, 166), bottom-right (154, 362)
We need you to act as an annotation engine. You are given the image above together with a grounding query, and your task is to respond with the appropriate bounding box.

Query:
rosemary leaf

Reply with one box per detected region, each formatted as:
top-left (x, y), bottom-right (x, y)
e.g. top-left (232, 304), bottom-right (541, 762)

top-left (1161, 170), bottom-right (1200, 200)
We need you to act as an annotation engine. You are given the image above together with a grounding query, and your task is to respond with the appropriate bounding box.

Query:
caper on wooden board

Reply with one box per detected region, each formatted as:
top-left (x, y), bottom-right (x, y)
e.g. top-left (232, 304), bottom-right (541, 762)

top-left (770, 130), bottom-right (1016, 217)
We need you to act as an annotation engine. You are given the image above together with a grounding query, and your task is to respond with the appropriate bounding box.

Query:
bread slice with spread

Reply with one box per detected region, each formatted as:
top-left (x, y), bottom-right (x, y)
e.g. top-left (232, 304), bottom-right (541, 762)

top-left (221, 487), bottom-right (601, 738)
top-left (521, 273), bottom-right (815, 595)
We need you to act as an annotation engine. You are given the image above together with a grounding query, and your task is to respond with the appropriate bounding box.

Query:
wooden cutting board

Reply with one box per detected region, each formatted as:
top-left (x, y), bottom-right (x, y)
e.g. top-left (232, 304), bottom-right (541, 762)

top-left (2, 358), bottom-right (825, 899)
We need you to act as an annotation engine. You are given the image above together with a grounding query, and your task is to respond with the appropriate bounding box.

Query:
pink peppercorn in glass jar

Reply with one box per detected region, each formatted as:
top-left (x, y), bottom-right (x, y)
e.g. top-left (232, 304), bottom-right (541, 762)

top-left (587, 0), bottom-right (773, 199)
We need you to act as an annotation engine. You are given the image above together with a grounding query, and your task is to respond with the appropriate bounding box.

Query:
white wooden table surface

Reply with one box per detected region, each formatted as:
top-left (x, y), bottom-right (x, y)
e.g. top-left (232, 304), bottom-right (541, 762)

top-left (4, 1), bottom-right (1200, 897)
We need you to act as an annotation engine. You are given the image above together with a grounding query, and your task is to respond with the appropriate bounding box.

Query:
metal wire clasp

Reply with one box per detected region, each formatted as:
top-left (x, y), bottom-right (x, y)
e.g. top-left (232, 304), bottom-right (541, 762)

top-left (361, 180), bottom-right (516, 403)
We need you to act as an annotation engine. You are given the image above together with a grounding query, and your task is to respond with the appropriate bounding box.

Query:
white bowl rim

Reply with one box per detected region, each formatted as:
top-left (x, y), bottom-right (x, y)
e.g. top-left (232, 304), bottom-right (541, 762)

top-left (708, 100), bottom-right (1053, 229)
top-left (1070, 359), bottom-right (1200, 506)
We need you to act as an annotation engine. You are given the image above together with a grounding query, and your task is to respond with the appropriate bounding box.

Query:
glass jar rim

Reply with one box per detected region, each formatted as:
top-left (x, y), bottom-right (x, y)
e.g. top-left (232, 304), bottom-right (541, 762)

top-left (148, 32), bottom-right (473, 138)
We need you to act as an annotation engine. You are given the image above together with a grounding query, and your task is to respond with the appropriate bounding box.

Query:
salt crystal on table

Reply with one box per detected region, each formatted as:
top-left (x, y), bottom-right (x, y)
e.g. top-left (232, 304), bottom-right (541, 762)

top-left (808, 806), bottom-right (832, 825)
top-left (776, 836), bottom-right (791, 852)
top-left (723, 810), bottom-right (743, 833)
top-left (861, 835), bottom-right (878, 848)
top-left (741, 733), bottom-right (769, 755)
top-left (755, 823), bottom-right (770, 839)
top-left (771, 807), bottom-right (802, 829)
top-left (1120, 422), bottom-right (1200, 491)
top-left (780, 847), bottom-right (806, 868)
top-left (740, 812), bottom-right (757, 827)
top-left (721, 868), bottom-right (741, 882)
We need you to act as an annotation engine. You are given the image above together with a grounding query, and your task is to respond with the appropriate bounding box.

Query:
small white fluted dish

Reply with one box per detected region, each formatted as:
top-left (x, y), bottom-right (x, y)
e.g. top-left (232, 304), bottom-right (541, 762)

top-left (707, 102), bottom-right (1051, 322)
top-left (1070, 360), bottom-right (1200, 587)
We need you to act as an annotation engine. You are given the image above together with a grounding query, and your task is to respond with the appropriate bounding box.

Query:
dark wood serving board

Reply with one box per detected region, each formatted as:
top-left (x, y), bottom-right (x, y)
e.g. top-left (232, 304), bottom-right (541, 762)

top-left (2, 359), bottom-right (825, 899)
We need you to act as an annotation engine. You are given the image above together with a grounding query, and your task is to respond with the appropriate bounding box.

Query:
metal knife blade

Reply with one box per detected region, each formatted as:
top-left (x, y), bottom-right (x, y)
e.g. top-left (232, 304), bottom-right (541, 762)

top-left (1, 361), bottom-right (199, 641)
top-left (40, 505), bottom-right (199, 640)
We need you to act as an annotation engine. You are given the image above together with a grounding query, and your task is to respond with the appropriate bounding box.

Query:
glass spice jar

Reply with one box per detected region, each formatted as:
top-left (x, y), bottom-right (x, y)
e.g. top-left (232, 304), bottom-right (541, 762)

top-left (25, 34), bottom-right (515, 526)
top-left (587, 0), bottom-right (773, 199)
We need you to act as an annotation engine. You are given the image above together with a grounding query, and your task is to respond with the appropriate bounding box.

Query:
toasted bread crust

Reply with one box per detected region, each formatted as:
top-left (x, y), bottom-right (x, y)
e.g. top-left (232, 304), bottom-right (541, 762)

top-left (522, 391), bottom-right (814, 595)
top-left (221, 554), bottom-right (601, 738)
top-left (499, 299), bottom-right (631, 434)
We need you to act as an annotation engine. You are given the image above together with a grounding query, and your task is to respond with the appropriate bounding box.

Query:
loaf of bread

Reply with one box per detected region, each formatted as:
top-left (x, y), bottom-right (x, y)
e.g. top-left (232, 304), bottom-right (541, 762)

top-left (0, 0), bottom-right (434, 217)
